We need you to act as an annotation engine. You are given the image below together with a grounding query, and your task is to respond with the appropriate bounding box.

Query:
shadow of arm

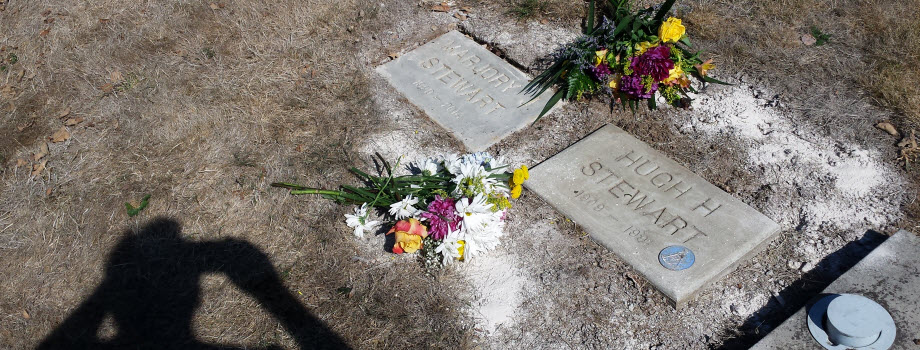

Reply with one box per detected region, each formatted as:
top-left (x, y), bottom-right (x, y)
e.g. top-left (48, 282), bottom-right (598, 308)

top-left (206, 239), bottom-right (351, 350)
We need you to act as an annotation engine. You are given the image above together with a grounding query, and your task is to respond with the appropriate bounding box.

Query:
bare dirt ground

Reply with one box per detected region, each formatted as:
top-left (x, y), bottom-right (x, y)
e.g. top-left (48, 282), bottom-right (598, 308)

top-left (1, 0), bottom-right (918, 349)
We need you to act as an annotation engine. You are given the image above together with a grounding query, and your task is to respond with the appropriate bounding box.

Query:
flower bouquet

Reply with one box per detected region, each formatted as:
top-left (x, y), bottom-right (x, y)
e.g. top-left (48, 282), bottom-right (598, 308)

top-left (272, 152), bottom-right (528, 265)
top-left (524, 0), bottom-right (728, 120)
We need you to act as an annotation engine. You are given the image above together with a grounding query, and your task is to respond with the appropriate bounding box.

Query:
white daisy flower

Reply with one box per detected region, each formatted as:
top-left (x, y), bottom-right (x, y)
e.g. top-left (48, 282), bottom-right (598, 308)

top-left (418, 158), bottom-right (442, 176)
top-left (443, 153), bottom-right (463, 175)
top-left (461, 210), bottom-right (506, 260)
top-left (388, 194), bottom-right (420, 219)
top-left (435, 229), bottom-right (464, 265)
top-left (451, 162), bottom-right (499, 196)
top-left (344, 203), bottom-right (380, 238)
top-left (455, 194), bottom-right (493, 233)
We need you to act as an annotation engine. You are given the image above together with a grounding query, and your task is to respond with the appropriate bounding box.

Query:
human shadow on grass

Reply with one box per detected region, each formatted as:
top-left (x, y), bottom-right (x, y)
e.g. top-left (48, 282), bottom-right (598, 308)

top-left (37, 217), bottom-right (350, 350)
top-left (714, 230), bottom-right (888, 349)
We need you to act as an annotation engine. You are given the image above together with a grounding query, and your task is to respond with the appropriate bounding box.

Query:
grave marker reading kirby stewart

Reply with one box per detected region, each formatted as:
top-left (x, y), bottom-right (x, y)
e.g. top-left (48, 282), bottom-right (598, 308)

top-left (526, 125), bottom-right (780, 308)
top-left (376, 31), bottom-right (554, 151)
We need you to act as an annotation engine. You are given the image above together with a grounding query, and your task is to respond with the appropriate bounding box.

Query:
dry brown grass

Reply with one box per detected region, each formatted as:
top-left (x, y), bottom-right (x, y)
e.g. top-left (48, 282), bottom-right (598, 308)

top-left (683, 0), bottom-right (920, 129)
top-left (1, 1), bottom-right (471, 349)
top-left (4, 0), bottom-right (920, 348)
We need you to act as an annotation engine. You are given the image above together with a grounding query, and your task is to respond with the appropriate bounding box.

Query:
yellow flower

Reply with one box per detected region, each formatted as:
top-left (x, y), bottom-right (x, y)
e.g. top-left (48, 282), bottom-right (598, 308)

top-left (387, 218), bottom-right (428, 254)
top-left (608, 77), bottom-right (619, 89)
top-left (658, 17), bottom-right (686, 43)
top-left (695, 59), bottom-right (715, 76)
top-left (634, 41), bottom-right (655, 55)
top-left (512, 166), bottom-right (529, 184)
top-left (665, 65), bottom-right (684, 83)
top-left (457, 240), bottom-right (465, 261)
top-left (511, 185), bottom-right (522, 199)
top-left (594, 49), bottom-right (609, 66)
top-left (393, 231), bottom-right (423, 254)
top-left (509, 165), bottom-right (529, 199)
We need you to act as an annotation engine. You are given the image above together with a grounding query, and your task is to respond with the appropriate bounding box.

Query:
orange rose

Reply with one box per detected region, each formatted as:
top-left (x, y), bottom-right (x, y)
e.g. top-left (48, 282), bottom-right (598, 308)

top-left (387, 218), bottom-right (429, 254)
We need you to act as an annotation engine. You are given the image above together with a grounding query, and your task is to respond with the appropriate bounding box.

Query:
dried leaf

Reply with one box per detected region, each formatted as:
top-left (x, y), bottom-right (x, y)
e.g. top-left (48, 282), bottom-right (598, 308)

top-left (41, 9), bottom-right (51, 17)
top-left (1, 85), bottom-right (14, 98)
top-left (875, 122), bottom-right (899, 137)
top-left (34, 142), bottom-right (49, 161)
top-left (16, 158), bottom-right (28, 167)
top-left (431, 2), bottom-right (450, 12)
top-left (98, 18), bottom-right (110, 23)
top-left (64, 117), bottom-right (84, 126)
top-left (387, 52), bottom-right (400, 59)
top-left (15, 69), bottom-right (24, 83)
top-left (460, 6), bottom-right (472, 12)
top-left (44, 17), bottom-right (55, 24)
top-left (801, 34), bottom-right (816, 46)
top-left (16, 120), bottom-right (33, 131)
top-left (110, 70), bottom-right (123, 83)
top-left (99, 83), bottom-right (114, 93)
top-left (50, 127), bottom-right (70, 143)
top-left (21, 310), bottom-right (30, 320)
top-left (45, 187), bottom-right (52, 196)
top-left (209, 2), bottom-right (219, 10)
top-left (39, 28), bottom-right (50, 37)
top-left (31, 160), bottom-right (46, 176)
top-left (57, 107), bottom-right (70, 119)
top-left (453, 12), bottom-right (468, 21)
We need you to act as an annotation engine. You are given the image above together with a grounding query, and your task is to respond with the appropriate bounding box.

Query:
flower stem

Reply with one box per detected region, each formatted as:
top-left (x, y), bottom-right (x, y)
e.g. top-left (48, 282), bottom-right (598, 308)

top-left (290, 189), bottom-right (344, 196)
top-left (364, 156), bottom-right (402, 220)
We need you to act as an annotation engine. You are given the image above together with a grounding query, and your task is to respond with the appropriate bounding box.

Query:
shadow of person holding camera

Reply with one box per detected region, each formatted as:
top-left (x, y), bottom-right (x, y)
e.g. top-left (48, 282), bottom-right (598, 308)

top-left (38, 217), bottom-right (349, 350)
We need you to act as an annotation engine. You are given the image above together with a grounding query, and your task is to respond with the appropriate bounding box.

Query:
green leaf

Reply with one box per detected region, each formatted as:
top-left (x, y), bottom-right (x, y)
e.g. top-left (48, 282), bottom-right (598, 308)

top-left (586, 0), bottom-right (595, 35)
top-left (125, 194), bottom-right (151, 217)
top-left (648, 96), bottom-right (657, 110)
top-left (533, 89), bottom-right (566, 124)
top-left (701, 75), bottom-right (732, 85)
top-left (652, 0), bottom-right (677, 25)
top-left (566, 69), bottom-right (597, 100)
top-left (271, 182), bottom-right (311, 190)
top-left (521, 61), bottom-right (572, 106)
top-left (612, 15), bottom-right (633, 37)
top-left (810, 26), bottom-right (831, 46)
top-left (680, 36), bottom-right (692, 47)
top-left (340, 185), bottom-right (377, 201)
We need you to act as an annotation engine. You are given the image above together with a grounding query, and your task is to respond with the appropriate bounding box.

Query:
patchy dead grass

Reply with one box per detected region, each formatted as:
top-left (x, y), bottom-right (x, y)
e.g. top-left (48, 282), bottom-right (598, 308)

top-left (473, 0), bottom-right (584, 23)
top-left (0, 0), bottom-right (471, 349)
top-left (856, 0), bottom-right (920, 126)
top-left (683, 0), bottom-right (920, 130)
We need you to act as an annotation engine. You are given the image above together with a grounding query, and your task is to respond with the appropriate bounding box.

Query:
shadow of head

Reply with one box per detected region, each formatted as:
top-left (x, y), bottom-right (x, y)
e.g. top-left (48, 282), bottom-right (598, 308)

top-left (38, 217), bottom-right (350, 350)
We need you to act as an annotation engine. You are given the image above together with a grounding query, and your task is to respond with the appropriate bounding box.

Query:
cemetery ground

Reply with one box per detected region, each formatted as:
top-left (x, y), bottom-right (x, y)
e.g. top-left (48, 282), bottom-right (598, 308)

top-left (1, 0), bottom-right (919, 349)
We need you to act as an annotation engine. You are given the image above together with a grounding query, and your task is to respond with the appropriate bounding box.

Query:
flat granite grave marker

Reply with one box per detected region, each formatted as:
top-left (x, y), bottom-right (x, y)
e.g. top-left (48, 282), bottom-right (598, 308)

top-left (376, 31), bottom-right (553, 151)
top-left (526, 125), bottom-right (781, 307)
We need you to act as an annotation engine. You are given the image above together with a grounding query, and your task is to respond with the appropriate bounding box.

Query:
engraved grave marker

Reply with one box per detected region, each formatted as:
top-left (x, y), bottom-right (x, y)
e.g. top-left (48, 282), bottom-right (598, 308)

top-left (526, 125), bottom-right (780, 307)
top-left (376, 31), bottom-right (554, 151)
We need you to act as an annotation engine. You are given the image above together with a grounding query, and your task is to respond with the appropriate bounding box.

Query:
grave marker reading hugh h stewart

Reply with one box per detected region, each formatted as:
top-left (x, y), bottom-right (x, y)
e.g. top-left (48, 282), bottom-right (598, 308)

top-left (526, 125), bottom-right (780, 307)
top-left (376, 31), bottom-right (554, 151)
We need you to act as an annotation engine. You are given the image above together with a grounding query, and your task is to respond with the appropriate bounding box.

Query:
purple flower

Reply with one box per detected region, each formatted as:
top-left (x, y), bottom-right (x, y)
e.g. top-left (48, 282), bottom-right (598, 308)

top-left (630, 46), bottom-right (674, 82)
top-left (591, 64), bottom-right (612, 80)
top-left (420, 195), bottom-right (461, 240)
top-left (620, 75), bottom-right (658, 99)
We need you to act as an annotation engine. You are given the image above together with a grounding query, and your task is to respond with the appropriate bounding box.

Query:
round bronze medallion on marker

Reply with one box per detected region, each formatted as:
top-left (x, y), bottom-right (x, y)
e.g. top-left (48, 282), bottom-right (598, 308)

top-left (658, 245), bottom-right (695, 271)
